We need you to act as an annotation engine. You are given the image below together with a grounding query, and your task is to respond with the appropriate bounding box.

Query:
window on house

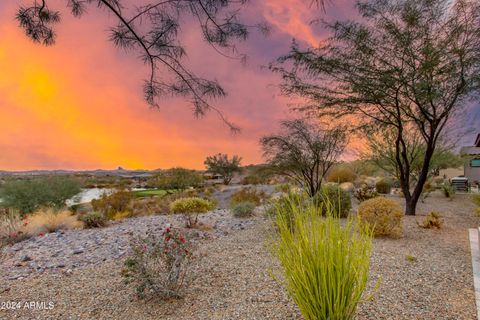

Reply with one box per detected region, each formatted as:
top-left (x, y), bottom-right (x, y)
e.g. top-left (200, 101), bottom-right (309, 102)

top-left (471, 159), bottom-right (480, 167)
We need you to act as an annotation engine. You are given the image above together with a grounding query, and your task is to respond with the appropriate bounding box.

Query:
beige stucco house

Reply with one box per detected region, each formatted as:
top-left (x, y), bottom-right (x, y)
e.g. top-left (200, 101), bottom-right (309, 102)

top-left (461, 134), bottom-right (480, 185)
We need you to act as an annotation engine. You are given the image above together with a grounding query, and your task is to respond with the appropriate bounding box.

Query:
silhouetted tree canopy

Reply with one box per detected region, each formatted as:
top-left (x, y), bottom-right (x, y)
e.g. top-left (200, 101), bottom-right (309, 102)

top-left (260, 119), bottom-right (347, 197)
top-left (273, 0), bottom-right (480, 214)
top-left (16, 0), bottom-right (272, 131)
top-left (204, 153), bottom-right (241, 185)
top-left (366, 130), bottom-right (463, 181)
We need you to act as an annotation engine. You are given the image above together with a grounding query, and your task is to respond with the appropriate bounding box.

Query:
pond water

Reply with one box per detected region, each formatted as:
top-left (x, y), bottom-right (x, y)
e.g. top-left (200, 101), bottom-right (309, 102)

top-left (66, 188), bottom-right (114, 206)
top-left (66, 188), bottom-right (147, 206)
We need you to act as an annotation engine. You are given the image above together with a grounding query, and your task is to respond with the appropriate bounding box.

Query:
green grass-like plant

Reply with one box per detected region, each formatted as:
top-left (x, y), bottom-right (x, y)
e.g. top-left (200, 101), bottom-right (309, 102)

top-left (472, 194), bottom-right (480, 207)
top-left (314, 184), bottom-right (352, 218)
top-left (441, 183), bottom-right (455, 199)
top-left (272, 193), bottom-right (374, 320)
top-left (405, 255), bottom-right (417, 263)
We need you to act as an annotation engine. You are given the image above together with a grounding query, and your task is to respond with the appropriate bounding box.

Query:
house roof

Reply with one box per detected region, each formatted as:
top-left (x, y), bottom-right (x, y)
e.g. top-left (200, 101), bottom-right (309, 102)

top-left (460, 146), bottom-right (480, 155)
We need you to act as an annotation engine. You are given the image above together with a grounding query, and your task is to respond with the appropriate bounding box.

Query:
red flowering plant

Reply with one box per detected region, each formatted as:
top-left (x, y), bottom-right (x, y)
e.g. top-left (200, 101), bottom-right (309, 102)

top-left (0, 208), bottom-right (28, 247)
top-left (122, 226), bottom-right (194, 299)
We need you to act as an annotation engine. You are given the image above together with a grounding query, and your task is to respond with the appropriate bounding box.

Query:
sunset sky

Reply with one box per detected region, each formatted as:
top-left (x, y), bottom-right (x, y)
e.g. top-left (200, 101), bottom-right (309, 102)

top-left (0, 1), bottom-right (477, 171)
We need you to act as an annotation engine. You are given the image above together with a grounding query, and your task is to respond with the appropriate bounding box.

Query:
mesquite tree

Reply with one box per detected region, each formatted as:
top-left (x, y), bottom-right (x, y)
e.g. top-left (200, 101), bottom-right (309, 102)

top-left (260, 119), bottom-right (347, 197)
top-left (366, 130), bottom-right (463, 181)
top-left (204, 153), bottom-right (241, 185)
top-left (272, 0), bottom-right (480, 214)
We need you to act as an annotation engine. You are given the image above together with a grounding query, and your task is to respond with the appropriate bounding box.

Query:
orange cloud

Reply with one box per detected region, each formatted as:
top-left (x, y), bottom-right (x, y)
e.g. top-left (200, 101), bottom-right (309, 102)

top-left (0, 2), bottom-right (290, 171)
top-left (263, 0), bottom-right (320, 46)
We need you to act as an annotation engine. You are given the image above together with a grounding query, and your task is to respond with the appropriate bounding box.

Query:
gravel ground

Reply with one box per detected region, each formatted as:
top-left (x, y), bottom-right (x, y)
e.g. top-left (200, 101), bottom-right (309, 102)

top-left (0, 209), bottom-right (255, 281)
top-left (0, 192), bottom-right (478, 319)
top-left (356, 192), bottom-right (479, 320)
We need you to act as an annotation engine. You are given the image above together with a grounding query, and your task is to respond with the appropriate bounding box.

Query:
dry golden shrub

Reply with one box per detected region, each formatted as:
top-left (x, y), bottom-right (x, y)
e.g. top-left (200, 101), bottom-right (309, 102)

top-left (23, 208), bottom-right (83, 236)
top-left (358, 197), bottom-right (403, 238)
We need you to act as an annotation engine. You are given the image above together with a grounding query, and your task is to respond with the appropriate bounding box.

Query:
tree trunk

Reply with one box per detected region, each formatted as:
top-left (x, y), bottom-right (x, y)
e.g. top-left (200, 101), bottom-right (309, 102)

top-left (399, 177), bottom-right (415, 215)
top-left (405, 141), bottom-right (435, 215)
top-left (405, 139), bottom-right (436, 216)
top-left (405, 195), bottom-right (418, 215)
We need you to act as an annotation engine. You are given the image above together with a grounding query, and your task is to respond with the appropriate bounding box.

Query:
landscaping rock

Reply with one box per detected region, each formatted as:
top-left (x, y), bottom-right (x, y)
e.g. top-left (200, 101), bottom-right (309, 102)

top-left (1, 208), bottom-right (258, 282)
top-left (20, 255), bottom-right (32, 262)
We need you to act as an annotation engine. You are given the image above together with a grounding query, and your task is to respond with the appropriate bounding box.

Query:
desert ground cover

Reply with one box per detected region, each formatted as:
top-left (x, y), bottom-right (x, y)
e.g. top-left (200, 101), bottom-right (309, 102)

top-left (0, 191), bottom-right (478, 320)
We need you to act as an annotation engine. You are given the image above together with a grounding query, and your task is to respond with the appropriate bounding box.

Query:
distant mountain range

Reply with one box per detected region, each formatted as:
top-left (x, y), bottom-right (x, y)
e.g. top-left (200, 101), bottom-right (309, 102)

top-left (0, 104), bottom-right (478, 175)
top-left (0, 168), bottom-right (157, 176)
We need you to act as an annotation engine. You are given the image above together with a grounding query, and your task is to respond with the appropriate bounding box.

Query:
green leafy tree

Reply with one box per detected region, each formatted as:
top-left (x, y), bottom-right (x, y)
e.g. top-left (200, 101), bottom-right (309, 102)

top-left (260, 119), bottom-right (347, 197)
top-left (148, 168), bottom-right (204, 190)
top-left (204, 153), bottom-right (242, 185)
top-left (0, 176), bottom-right (81, 213)
top-left (366, 131), bottom-right (463, 181)
top-left (273, 0), bottom-right (480, 215)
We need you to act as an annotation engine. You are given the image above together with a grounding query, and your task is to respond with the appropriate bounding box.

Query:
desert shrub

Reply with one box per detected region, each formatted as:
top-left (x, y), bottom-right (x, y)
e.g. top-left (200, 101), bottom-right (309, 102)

top-left (327, 166), bottom-right (357, 183)
top-left (79, 212), bottom-right (108, 228)
top-left (354, 184), bottom-right (379, 202)
top-left (132, 191), bottom-right (196, 216)
top-left (149, 168), bottom-right (204, 190)
top-left (241, 174), bottom-right (267, 185)
top-left (23, 209), bottom-right (83, 236)
top-left (471, 194), bottom-right (480, 207)
top-left (231, 201), bottom-right (256, 218)
top-left (230, 188), bottom-right (266, 207)
top-left (358, 197), bottom-right (403, 238)
top-left (421, 180), bottom-right (435, 202)
top-left (0, 176), bottom-right (81, 214)
top-left (350, 159), bottom-right (384, 177)
top-left (0, 209), bottom-right (28, 246)
top-left (405, 255), bottom-right (417, 262)
top-left (375, 179), bottom-right (392, 194)
top-left (475, 208), bottom-right (480, 217)
top-left (112, 211), bottom-right (132, 221)
top-left (267, 192), bottom-right (306, 232)
top-left (241, 165), bottom-right (273, 185)
top-left (354, 176), bottom-right (377, 188)
top-left (91, 189), bottom-right (133, 219)
top-left (122, 227), bottom-right (194, 299)
top-left (170, 197), bottom-right (216, 228)
top-left (441, 183), bottom-right (455, 198)
top-left (130, 196), bottom-right (170, 216)
top-left (418, 211), bottom-right (443, 229)
top-left (202, 186), bottom-right (216, 197)
top-left (274, 183), bottom-right (291, 193)
top-left (390, 179), bottom-right (401, 188)
top-left (432, 176), bottom-right (445, 188)
top-left (314, 185), bottom-right (352, 218)
top-left (422, 180), bottom-right (434, 193)
top-left (272, 193), bottom-right (374, 320)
